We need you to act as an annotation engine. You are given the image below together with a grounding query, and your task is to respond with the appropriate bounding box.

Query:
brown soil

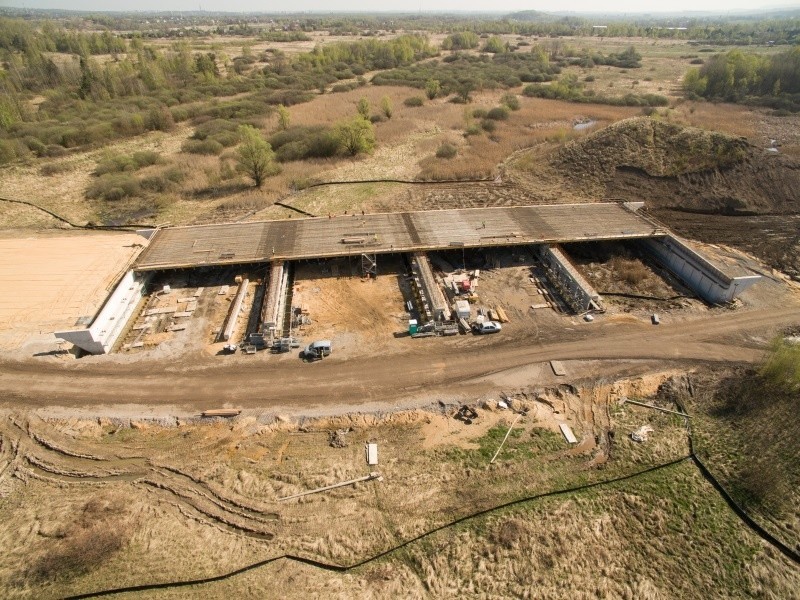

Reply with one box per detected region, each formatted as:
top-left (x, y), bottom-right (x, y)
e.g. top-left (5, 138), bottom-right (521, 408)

top-left (554, 117), bottom-right (800, 216)
top-left (291, 257), bottom-right (411, 356)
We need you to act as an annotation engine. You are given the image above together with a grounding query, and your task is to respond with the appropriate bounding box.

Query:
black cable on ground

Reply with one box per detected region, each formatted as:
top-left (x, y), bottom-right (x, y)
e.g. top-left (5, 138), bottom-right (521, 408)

top-left (0, 196), bottom-right (155, 230)
top-left (677, 394), bottom-right (800, 565)
top-left (273, 202), bottom-right (317, 218)
top-left (597, 291), bottom-right (691, 302)
top-left (689, 453), bottom-right (800, 565)
top-left (298, 177), bottom-right (495, 190)
top-left (63, 456), bottom-right (690, 599)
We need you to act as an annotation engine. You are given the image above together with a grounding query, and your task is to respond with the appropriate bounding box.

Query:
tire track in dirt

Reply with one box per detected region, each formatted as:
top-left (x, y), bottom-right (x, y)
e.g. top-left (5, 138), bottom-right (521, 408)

top-left (0, 305), bottom-right (796, 411)
top-left (0, 415), bottom-right (278, 540)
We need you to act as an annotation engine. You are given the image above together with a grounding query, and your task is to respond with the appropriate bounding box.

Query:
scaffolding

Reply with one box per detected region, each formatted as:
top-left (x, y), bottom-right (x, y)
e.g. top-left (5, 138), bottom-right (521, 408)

top-left (361, 253), bottom-right (377, 278)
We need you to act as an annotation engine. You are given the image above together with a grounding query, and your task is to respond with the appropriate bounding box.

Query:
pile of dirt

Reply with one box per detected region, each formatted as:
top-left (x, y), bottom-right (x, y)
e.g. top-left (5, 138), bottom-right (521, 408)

top-left (555, 117), bottom-right (800, 215)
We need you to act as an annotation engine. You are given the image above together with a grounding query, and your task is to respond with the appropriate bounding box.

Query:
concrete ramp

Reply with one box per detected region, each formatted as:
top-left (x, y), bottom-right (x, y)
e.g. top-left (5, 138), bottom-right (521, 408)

top-left (642, 235), bottom-right (761, 303)
top-left (56, 270), bottom-right (151, 354)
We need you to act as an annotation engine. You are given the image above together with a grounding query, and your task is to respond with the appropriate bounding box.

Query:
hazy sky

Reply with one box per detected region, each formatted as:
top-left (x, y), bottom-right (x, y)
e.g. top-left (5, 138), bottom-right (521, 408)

top-left (5, 0), bottom-right (799, 13)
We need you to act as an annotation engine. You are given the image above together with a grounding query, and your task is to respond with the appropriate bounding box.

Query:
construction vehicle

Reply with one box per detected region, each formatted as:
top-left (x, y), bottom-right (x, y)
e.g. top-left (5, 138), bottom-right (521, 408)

top-left (302, 340), bottom-right (331, 360)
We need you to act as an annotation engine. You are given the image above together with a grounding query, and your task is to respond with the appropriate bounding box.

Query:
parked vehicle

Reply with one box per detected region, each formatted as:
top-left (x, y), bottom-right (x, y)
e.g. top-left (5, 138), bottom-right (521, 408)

top-left (472, 321), bottom-right (502, 334)
top-left (302, 340), bottom-right (332, 360)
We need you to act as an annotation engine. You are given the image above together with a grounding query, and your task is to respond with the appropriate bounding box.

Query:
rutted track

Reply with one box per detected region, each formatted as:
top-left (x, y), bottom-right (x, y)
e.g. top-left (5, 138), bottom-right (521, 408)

top-left (0, 415), bottom-right (277, 540)
top-left (0, 305), bottom-right (796, 410)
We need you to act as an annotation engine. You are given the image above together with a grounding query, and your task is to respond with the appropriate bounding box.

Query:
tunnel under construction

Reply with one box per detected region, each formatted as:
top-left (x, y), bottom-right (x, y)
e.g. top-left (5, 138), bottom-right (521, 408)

top-left (56, 203), bottom-right (762, 354)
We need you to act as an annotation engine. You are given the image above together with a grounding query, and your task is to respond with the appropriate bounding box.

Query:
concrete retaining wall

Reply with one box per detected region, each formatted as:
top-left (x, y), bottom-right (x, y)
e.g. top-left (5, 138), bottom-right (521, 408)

top-left (56, 270), bottom-right (151, 354)
top-left (412, 253), bottom-right (449, 321)
top-left (642, 235), bottom-right (761, 304)
top-left (222, 278), bottom-right (248, 342)
top-left (539, 245), bottom-right (602, 313)
top-left (261, 261), bottom-right (288, 337)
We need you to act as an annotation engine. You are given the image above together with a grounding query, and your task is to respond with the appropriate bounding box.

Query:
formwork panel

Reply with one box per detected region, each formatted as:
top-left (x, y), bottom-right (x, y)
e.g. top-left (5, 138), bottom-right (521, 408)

top-left (134, 204), bottom-right (662, 271)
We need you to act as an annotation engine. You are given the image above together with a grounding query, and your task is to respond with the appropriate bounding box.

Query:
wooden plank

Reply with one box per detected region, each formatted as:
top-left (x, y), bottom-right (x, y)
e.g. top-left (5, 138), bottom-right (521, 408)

top-left (559, 423), bottom-right (578, 444)
top-left (201, 409), bottom-right (241, 417)
top-left (145, 307), bottom-right (176, 316)
top-left (366, 443), bottom-right (378, 466)
top-left (495, 306), bottom-right (509, 323)
top-left (550, 360), bottom-right (566, 376)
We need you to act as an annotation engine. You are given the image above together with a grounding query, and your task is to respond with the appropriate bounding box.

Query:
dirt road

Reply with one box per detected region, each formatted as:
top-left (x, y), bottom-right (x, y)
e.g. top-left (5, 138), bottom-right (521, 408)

top-left (1, 305), bottom-right (796, 413)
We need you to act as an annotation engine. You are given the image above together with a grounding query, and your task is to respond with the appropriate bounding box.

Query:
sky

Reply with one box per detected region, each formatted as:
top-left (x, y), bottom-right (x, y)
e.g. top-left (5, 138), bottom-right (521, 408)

top-left (4, 0), bottom-right (799, 13)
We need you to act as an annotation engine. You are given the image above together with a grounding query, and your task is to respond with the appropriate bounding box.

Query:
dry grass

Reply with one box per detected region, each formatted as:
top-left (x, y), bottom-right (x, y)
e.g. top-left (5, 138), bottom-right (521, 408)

top-left (670, 101), bottom-right (758, 139)
top-left (611, 256), bottom-right (651, 286)
top-left (23, 495), bottom-right (131, 585)
top-left (689, 365), bottom-right (800, 551)
top-left (0, 369), bottom-right (795, 597)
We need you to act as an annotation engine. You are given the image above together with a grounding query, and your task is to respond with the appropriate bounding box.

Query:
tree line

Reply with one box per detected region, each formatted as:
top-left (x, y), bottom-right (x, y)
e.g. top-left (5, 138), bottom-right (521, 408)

top-left (684, 47), bottom-right (800, 111)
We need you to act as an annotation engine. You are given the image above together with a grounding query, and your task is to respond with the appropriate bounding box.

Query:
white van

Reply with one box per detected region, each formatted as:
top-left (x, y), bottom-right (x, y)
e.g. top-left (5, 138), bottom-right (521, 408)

top-left (302, 340), bottom-right (332, 360)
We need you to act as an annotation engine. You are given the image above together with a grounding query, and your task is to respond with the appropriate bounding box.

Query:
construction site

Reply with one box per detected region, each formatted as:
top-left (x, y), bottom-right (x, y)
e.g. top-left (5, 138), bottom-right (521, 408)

top-left (50, 202), bottom-right (762, 359)
top-left (1, 131), bottom-right (799, 600)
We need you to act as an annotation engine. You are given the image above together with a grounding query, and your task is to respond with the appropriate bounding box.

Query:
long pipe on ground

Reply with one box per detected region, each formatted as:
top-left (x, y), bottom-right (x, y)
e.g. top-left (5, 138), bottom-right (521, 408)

top-left (624, 399), bottom-right (690, 418)
top-left (489, 414), bottom-right (523, 464)
top-left (278, 472), bottom-right (381, 501)
top-left (222, 279), bottom-right (248, 341)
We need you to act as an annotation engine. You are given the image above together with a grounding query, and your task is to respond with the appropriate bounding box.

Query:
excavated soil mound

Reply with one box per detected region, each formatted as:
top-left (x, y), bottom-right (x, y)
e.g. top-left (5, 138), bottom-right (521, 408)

top-left (555, 117), bottom-right (800, 215)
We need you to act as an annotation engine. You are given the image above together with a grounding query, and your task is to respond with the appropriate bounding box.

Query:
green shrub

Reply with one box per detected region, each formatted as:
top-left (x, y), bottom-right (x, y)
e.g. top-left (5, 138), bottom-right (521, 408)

top-left (404, 96), bottom-right (424, 107)
top-left (332, 82), bottom-right (359, 93)
top-left (182, 139), bottom-right (224, 155)
top-left (40, 162), bottom-right (72, 176)
top-left (436, 143), bottom-right (458, 159)
top-left (211, 130), bottom-right (240, 148)
top-left (25, 136), bottom-right (47, 157)
top-left (480, 119), bottom-right (496, 132)
top-left (192, 119), bottom-right (238, 141)
top-left (145, 107), bottom-right (175, 132)
top-left (45, 144), bottom-right (68, 158)
top-left (112, 113), bottom-right (146, 136)
top-left (464, 123), bottom-right (482, 136)
top-left (500, 93), bottom-right (520, 110)
top-left (486, 106), bottom-right (509, 120)
top-left (472, 108), bottom-right (488, 119)
top-left (86, 173), bottom-right (140, 201)
top-left (170, 107), bottom-right (190, 122)
top-left (140, 167), bottom-right (185, 192)
top-left (95, 151), bottom-right (161, 176)
top-left (263, 90), bottom-right (315, 106)
top-left (269, 126), bottom-right (340, 162)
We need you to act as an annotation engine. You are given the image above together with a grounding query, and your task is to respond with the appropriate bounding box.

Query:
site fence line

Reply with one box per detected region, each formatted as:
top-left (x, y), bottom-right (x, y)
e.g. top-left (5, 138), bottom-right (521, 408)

top-left (0, 196), bottom-right (154, 230)
top-left (64, 420), bottom-right (800, 600)
top-left (63, 456), bottom-right (692, 599)
top-left (272, 176), bottom-right (497, 218)
top-left (298, 176), bottom-right (495, 190)
top-left (677, 395), bottom-right (800, 565)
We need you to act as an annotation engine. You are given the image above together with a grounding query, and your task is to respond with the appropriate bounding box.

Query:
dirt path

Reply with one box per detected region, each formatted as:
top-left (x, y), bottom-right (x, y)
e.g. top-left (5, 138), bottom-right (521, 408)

top-left (1, 305), bottom-right (796, 412)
